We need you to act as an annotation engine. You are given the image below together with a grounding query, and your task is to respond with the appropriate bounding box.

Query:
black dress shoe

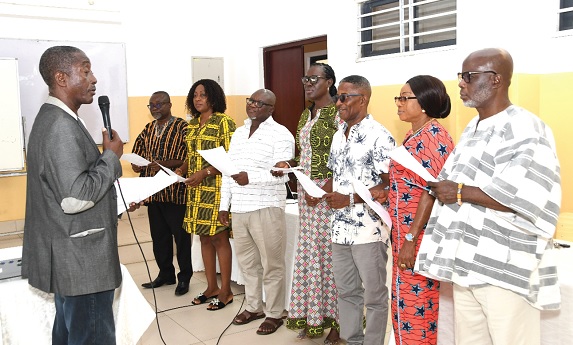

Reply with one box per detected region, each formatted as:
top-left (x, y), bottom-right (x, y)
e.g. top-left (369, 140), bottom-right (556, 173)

top-left (141, 277), bottom-right (176, 289)
top-left (174, 281), bottom-right (189, 296)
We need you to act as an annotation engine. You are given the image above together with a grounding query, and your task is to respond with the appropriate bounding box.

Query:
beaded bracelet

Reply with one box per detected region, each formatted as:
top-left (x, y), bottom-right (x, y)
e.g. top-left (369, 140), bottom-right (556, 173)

top-left (457, 183), bottom-right (464, 206)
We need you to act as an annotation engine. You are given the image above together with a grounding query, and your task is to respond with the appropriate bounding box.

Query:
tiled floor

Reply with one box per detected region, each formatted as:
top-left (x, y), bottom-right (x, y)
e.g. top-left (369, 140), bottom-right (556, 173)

top-left (0, 209), bottom-right (393, 345)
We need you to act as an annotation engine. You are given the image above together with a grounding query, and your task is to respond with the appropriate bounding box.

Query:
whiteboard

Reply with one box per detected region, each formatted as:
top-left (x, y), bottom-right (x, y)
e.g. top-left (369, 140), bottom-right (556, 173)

top-left (0, 58), bottom-right (25, 171)
top-left (0, 38), bottom-right (129, 148)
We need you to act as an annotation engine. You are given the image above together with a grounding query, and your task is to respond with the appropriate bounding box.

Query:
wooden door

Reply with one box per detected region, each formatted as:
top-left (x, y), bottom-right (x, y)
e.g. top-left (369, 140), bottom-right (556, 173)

top-left (263, 35), bottom-right (327, 139)
top-left (263, 46), bottom-right (305, 137)
top-left (263, 36), bottom-right (327, 193)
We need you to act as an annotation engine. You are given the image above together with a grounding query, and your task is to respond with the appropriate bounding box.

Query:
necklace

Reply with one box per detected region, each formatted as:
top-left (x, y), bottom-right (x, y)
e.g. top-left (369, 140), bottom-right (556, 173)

top-left (154, 117), bottom-right (174, 138)
top-left (403, 119), bottom-right (434, 144)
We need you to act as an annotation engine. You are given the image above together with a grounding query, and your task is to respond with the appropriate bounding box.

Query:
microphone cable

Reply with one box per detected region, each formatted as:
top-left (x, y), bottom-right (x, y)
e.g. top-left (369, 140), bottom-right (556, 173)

top-left (117, 179), bottom-right (247, 344)
top-left (116, 179), bottom-right (168, 345)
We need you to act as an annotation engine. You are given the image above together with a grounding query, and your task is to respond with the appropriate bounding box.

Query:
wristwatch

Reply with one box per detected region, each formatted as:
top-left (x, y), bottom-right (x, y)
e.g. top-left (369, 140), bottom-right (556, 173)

top-left (405, 233), bottom-right (414, 242)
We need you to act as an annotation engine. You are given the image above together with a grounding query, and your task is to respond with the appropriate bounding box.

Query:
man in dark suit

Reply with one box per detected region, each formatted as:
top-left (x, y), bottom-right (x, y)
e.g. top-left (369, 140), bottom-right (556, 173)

top-left (22, 45), bottom-right (125, 344)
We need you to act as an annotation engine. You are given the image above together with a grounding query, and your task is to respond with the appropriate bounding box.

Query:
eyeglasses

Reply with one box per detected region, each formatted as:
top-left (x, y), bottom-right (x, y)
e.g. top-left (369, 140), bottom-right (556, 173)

top-left (147, 102), bottom-right (168, 110)
top-left (457, 71), bottom-right (497, 83)
top-left (301, 75), bottom-right (327, 85)
top-left (193, 94), bottom-right (207, 100)
top-left (394, 96), bottom-right (417, 104)
top-left (334, 93), bottom-right (363, 103)
top-left (246, 98), bottom-right (273, 108)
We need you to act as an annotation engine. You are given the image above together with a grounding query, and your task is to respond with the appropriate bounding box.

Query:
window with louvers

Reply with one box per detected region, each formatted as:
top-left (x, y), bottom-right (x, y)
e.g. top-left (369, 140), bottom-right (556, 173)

top-left (359, 0), bottom-right (457, 58)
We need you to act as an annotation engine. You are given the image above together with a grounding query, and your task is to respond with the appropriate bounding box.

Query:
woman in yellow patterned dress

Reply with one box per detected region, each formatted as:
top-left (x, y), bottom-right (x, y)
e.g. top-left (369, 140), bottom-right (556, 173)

top-left (177, 79), bottom-right (236, 310)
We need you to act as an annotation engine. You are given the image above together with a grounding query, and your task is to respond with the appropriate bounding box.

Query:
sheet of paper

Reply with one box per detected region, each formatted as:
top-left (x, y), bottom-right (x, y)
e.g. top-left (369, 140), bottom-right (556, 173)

top-left (197, 146), bottom-right (240, 176)
top-left (389, 146), bottom-right (437, 182)
top-left (292, 170), bottom-right (326, 198)
top-left (157, 163), bottom-right (186, 183)
top-left (120, 153), bottom-right (151, 167)
top-left (271, 166), bottom-right (303, 173)
top-left (114, 171), bottom-right (178, 214)
top-left (352, 178), bottom-right (392, 229)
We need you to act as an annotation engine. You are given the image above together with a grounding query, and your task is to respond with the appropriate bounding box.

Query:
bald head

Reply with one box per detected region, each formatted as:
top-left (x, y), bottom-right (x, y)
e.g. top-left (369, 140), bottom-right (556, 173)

top-left (246, 88), bottom-right (276, 123)
top-left (254, 89), bottom-right (276, 106)
top-left (464, 48), bottom-right (513, 87)
top-left (460, 48), bottom-right (514, 117)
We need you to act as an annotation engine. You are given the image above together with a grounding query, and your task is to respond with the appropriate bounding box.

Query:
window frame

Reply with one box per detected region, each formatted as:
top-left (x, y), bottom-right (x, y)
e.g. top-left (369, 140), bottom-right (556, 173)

top-left (358, 0), bottom-right (457, 58)
top-left (559, 0), bottom-right (573, 31)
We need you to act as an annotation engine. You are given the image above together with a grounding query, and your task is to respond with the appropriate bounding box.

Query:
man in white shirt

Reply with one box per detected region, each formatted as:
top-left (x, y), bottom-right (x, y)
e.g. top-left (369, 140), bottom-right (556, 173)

top-left (219, 89), bottom-right (295, 336)
top-left (319, 75), bottom-right (396, 345)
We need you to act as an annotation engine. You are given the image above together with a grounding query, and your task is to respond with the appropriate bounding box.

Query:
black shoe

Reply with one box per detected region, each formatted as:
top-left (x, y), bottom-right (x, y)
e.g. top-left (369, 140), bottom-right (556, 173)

top-left (174, 281), bottom-right (189, 296)
top-left (141, 276), bottom-right (176, 289)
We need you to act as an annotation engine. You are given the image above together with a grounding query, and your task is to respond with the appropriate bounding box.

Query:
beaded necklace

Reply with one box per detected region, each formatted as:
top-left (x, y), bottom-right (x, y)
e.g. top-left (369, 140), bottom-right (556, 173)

top-left (154, 116), bottom-right (174, 138)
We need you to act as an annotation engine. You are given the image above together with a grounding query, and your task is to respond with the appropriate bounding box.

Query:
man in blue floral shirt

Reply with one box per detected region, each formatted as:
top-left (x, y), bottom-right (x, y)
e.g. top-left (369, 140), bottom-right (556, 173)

top-left (316, 75), bottom-right (395, 345)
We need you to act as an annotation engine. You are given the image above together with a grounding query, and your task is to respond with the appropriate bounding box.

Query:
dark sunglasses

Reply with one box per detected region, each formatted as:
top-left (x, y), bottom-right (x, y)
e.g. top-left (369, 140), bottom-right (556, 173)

top-left (334, 93), bottom-right (363, 103)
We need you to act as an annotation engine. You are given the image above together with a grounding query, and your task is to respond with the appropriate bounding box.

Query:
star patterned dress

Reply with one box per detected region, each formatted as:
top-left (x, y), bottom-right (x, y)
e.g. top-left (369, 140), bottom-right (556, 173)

top-left (388, 119), bottom-right (453, 345)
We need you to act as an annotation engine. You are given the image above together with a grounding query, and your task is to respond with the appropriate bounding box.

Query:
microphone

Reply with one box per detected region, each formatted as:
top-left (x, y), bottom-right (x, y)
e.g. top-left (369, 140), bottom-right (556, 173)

top-left (98, 95), bottom-right (112, 140)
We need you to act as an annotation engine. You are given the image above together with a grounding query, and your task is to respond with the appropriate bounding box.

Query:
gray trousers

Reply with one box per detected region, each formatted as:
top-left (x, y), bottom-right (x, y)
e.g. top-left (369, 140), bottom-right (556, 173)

top-left (232, 207), bottom-right (286, 319)
top-left (332, 241), bottom-right (389, 345)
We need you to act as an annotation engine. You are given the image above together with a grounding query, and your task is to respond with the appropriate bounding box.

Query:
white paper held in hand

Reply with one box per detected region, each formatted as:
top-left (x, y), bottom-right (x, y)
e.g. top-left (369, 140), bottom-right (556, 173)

top-left (197, 146), bottom-right (240, 176)
top-left (157, 163), bottom-right (186, 183)
top-left (351, 178), bottom-right (392, 229)
top-left (120, 153), bottom-right (151, 167)
top-left (292, 170), bottom-right (326, 198)
top-left (114, 170), bottom-right (177, 214)
top-left (389, 146), bottom-right (437, 182)
top-left (270, 166), bottom-right (303, 173)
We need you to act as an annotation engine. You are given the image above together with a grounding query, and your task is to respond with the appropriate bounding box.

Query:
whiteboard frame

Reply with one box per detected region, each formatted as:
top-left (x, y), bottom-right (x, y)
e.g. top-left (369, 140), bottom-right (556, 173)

top-left (0, 58), bottom-right (25, 172)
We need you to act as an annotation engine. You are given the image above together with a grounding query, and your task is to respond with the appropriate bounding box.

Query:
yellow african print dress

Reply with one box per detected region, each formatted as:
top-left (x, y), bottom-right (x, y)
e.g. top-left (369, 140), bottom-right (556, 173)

top-left (183, 112), bottom-right (236, 236)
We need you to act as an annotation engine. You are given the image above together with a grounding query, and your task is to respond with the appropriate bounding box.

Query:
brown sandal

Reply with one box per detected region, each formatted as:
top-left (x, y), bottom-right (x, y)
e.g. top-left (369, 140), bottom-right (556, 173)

top-left (232, 310), bottom-right (266, 325)
top-left (256, 317), bottom-right (284, 335)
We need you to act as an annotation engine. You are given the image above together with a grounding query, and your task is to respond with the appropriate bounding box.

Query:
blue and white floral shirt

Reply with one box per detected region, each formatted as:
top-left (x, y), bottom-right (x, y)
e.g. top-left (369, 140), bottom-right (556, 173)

top-left (327, 114), bottom-right (395, 245)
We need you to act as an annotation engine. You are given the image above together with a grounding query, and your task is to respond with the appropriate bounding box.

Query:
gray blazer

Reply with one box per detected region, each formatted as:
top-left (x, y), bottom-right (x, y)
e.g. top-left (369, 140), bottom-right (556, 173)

top-left (22, 102), bottom-right (123, 296)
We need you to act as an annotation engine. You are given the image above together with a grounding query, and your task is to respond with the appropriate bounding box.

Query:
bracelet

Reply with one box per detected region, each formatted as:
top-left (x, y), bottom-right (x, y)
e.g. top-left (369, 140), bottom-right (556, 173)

top-left (284, 160), bottom-right (291, 168)
top-left (457, 183), bottom-right (464, 206)
top-left (349, 193), bottom-right (354, 208)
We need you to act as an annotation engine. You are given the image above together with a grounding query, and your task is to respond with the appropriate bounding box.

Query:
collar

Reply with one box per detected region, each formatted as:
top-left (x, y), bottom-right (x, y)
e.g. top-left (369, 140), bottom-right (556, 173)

top-left (341, 113), bottom-right (371, 131)
top-left (243, 115), bottom-right (276, 128)
top-left (45, 96), bottom-right (86, 126)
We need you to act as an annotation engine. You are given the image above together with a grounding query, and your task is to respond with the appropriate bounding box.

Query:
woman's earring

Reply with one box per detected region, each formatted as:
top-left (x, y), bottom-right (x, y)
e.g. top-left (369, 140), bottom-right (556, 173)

top-left (422, 109), bottom-right (426, 113)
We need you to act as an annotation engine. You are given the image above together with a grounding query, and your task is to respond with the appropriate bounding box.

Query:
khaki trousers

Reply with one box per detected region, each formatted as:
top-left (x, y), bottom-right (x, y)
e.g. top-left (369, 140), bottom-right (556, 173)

top-left (454, 284), bottom-right (540, 345)
top-left (232, 207), bottom-right (286, 319)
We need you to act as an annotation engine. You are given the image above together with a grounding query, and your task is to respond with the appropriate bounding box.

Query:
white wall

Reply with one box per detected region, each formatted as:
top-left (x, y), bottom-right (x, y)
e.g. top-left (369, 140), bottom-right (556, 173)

top-left (1, 0), bottom-right (572, 99)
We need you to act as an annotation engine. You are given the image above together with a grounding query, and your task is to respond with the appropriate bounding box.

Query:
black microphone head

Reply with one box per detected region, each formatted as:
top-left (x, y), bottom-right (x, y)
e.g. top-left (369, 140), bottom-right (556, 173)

top-left (98, 95), bottom-right (110, 106)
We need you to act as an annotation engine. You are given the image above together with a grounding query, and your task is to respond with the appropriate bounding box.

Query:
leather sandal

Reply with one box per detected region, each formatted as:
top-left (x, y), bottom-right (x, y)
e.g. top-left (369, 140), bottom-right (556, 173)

top-left (232, 310), bottom-right (266, 325)
top-left (256, 317), bottom-right (284, 335)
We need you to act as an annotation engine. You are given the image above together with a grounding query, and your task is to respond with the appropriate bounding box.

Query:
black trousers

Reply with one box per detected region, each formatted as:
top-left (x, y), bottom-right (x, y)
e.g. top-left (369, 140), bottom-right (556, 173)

top-left (147, 202), bottom-right (192, 283)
